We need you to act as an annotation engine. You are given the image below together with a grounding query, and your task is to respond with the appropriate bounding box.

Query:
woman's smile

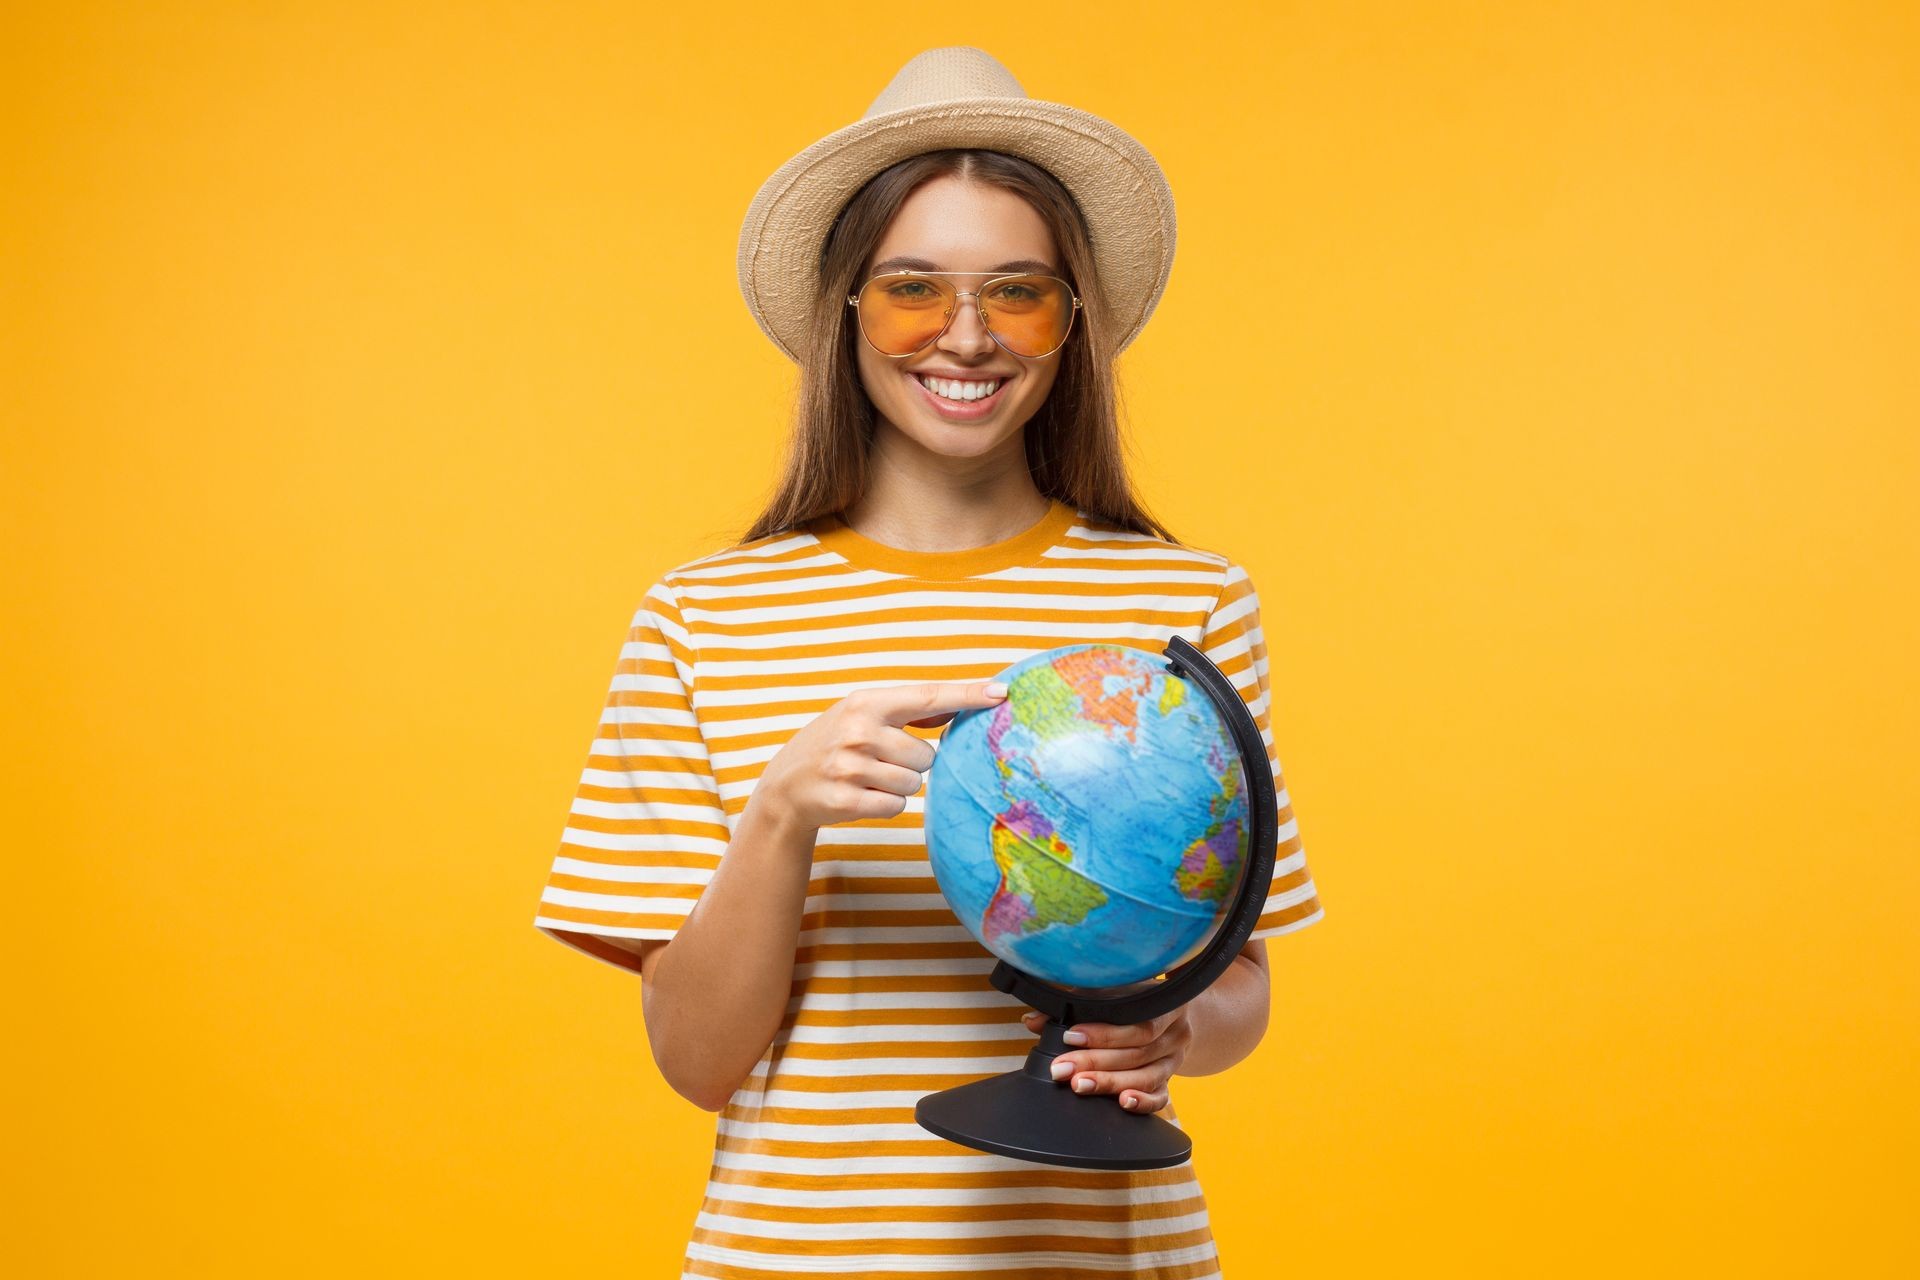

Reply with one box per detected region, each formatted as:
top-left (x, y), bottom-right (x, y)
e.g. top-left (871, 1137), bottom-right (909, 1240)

top-left (904, 366), bottom-right (1014, 422)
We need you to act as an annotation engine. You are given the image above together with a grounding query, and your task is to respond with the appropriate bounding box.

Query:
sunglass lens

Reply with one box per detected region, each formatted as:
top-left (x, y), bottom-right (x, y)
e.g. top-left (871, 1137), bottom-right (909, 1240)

top-left (857, 276), bottom-right (954, 355)
top-left (982, 276), bottom-right (1074, 357)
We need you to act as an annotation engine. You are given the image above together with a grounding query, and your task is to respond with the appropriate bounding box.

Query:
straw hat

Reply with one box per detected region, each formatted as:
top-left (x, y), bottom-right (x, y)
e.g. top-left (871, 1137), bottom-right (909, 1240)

top-left (736, 45), bottom-right (1177, 364)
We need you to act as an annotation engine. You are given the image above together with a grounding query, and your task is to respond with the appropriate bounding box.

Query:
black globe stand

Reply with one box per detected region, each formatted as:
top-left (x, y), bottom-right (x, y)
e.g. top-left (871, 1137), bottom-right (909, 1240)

top-left (915, 635), bottom-right (1280, 1170)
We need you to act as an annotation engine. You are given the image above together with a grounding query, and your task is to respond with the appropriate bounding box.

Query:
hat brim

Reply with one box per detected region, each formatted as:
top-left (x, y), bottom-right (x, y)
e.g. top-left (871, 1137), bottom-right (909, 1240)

top-left (737, 98), bottom-right (1176, 364)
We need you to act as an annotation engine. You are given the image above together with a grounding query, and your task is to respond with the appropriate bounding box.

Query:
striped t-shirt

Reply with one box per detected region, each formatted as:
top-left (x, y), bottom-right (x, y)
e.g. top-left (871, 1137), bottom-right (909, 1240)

top-left (534, 496), bottom-right (1325, 1279)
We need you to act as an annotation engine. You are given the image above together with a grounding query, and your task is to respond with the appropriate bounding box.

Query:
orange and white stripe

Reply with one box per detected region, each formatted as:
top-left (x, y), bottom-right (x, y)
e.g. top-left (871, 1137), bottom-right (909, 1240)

top-left (535, 498), bottom-right (1322, 1278)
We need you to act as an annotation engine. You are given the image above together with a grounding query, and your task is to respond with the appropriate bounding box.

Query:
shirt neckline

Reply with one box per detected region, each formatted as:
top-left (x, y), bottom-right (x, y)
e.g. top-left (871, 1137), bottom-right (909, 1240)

top-left (807, 497), bottom-right (1079, 580)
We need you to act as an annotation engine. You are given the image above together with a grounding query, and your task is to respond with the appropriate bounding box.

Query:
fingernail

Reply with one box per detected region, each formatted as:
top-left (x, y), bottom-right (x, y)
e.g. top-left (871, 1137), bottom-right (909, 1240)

top-left (985, 681), bottom-right (1008, 698)
top-left (1051, 1059), bottom-right (1073, 1080)
top-left (1063, 1029), bottom-right (1088, 1046)
top-left (1121, 1095), bottom-right (1137, 1110)
top-left (1074, 1076), bottom-right (1094, 1093)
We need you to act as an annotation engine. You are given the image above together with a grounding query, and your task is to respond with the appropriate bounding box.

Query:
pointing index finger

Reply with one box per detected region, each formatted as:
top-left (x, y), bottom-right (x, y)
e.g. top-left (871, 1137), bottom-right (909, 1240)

top-left (869, 679), bottom-right (1010, 729)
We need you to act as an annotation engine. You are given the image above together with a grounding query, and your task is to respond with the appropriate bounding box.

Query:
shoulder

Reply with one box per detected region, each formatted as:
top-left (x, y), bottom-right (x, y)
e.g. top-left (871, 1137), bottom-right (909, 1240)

top-left (1071, 509), bottom-right (1232, 566)
top-left (644, 519), bottom-right (823, 612)
top-left (1072, 509), bottom-right (1240, 599)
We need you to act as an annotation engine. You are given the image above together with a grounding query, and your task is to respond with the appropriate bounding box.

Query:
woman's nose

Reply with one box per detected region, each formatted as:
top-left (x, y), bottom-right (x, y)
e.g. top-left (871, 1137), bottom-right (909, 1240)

top-left (936, 300), bottom-right (996, 358)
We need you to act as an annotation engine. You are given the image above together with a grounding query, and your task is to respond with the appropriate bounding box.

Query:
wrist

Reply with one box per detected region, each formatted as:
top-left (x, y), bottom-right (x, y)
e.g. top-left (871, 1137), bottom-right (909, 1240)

top-left (741, 788), bottom-right (818, 854)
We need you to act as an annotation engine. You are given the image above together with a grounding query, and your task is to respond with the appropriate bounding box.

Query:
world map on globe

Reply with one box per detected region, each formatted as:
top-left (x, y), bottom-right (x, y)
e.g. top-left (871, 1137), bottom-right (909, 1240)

top-left (924, 642), bottom-right (1254, 990)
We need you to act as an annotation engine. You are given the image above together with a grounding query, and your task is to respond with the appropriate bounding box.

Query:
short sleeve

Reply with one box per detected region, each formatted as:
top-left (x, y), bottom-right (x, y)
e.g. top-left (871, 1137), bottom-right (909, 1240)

top-left (1201, 561), bottom-right (1326, 940)
top-left (532, 577), bottom-right (730, 976)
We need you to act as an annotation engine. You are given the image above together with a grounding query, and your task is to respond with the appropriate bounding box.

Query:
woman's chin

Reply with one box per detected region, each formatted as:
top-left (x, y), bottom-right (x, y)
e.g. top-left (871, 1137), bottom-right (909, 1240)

top-left (883, 412), bottom-right (1019, 457)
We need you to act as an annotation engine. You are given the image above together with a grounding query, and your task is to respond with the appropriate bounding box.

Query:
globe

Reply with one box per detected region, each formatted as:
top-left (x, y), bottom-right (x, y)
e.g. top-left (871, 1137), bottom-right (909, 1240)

top-left (924, 642), bottom-right (1255, 990)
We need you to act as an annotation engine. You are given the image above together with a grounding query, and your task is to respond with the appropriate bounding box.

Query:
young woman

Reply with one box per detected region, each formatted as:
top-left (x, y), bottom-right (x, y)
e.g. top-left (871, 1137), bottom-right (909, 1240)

top-left (535, 47), bottom-right (1323, 1280)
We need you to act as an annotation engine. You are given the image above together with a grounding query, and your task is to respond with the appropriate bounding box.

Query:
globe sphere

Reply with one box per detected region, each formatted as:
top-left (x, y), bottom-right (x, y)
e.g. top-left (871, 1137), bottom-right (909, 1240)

top-left (924, 642), bottom-right (1254, 990)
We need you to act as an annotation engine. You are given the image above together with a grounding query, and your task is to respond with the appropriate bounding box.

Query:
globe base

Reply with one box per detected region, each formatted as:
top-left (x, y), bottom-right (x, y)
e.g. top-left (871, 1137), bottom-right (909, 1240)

top-left (914, 1018), bottom-right (1192, 1170)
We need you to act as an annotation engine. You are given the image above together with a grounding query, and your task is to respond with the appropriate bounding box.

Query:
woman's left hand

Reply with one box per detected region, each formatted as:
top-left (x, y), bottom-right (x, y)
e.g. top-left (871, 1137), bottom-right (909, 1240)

top-left (1020, 1007), bottom-right (1194, 1114)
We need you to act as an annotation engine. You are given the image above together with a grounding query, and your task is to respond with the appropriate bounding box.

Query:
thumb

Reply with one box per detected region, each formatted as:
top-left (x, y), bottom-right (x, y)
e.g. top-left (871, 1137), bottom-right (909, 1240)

top-left (902, 679), bottom-right (1009, 729)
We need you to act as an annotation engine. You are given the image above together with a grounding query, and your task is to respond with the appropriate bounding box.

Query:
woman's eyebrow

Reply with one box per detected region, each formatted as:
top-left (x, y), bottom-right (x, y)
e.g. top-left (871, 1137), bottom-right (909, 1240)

top-left (870, 255), bottom-right (1058, 275)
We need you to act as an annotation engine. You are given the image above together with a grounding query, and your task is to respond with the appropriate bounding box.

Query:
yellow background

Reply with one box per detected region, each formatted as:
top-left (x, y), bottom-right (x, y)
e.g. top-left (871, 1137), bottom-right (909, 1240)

top-left (6, 2), bottom-right (1915, 1274)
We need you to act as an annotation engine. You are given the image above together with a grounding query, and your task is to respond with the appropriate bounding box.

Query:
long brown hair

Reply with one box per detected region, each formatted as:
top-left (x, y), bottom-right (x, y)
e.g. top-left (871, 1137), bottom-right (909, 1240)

top-left (738, 148), bottom-right (1183, 547)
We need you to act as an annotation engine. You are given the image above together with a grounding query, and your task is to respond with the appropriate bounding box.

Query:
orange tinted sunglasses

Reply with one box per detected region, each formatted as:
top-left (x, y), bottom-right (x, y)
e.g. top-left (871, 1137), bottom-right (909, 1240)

top-left (847, 270), bottom-right (1083, 359)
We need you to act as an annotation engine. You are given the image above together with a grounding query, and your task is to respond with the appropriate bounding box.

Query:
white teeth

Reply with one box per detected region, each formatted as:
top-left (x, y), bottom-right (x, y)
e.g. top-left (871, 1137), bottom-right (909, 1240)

top-left (916, 374), bottom-right (1001, 402)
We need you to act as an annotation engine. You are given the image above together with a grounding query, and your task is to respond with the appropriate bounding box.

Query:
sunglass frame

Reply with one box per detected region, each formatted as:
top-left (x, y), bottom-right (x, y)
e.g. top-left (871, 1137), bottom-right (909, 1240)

top-left (846, 270), bottom-right (1083, 359)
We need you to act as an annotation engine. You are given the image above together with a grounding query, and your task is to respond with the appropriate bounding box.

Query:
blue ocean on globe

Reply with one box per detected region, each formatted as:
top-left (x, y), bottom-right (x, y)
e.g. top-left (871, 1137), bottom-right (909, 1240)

top-left (924, 642), bottom-right (1253, 990)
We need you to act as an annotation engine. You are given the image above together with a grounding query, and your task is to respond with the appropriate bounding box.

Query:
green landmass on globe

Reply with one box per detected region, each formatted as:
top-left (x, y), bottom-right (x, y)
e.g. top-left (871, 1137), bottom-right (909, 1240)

top-left (983, 820), bottom-right (1108, 946)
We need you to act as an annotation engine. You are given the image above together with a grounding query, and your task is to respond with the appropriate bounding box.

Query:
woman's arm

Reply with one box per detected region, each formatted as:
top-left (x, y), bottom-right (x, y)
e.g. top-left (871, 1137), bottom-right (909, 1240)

top-left (1178, 940), bottom-right (1272, 1076)
top-left (634, 678), bottom-right (1012, 1113)
top-left (634, 798), bottom-right (819, 1111)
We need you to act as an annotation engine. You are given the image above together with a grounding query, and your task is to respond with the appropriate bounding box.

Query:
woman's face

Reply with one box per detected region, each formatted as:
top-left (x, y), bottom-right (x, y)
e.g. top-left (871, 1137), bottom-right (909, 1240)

top-left (852, 175), bottom-right (1066, 463)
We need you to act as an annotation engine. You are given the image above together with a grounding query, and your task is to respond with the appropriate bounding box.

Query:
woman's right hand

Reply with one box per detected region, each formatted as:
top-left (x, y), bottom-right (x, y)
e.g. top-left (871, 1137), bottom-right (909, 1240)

top-left (753, 679), bottom-right (1010, 831)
